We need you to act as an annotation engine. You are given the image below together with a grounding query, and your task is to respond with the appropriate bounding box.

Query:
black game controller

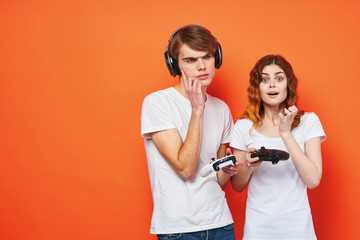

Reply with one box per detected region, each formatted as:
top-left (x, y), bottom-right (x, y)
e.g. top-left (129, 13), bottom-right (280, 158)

top-left (251, 146), bottom-right (289, 165)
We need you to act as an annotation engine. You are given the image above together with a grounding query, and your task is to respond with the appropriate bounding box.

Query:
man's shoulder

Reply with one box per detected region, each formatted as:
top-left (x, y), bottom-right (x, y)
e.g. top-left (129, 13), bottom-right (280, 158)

top-left (143, 87), bottom-right (175, 104)
top-left (207, 94), bottom-right (229, 108)
top-left (145, 87), bottom-right (173, 99)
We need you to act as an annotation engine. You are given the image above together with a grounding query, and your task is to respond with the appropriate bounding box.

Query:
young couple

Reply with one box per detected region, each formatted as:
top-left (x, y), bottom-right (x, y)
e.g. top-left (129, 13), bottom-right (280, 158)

top-left (141, 25), bottom-right (326, 240)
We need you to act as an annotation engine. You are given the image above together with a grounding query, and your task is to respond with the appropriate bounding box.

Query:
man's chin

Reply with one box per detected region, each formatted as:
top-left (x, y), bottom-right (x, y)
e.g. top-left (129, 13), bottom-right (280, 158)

top-left (201, 79), bottom-right (213, 88)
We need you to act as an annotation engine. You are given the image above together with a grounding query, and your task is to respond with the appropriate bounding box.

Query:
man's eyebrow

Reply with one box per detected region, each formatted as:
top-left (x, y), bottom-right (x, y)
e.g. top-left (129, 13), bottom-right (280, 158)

top-left (182, 57), bottom-right (197, 61)
top-left (182, 53), bottom-right (211, 61)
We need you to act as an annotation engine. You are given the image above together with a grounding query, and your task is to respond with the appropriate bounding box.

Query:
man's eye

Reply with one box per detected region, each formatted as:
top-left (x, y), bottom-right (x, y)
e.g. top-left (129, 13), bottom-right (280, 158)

top-left (204, 54), bottom-right (212, 59)
top-left (186, 59), bottom-right (195, 63)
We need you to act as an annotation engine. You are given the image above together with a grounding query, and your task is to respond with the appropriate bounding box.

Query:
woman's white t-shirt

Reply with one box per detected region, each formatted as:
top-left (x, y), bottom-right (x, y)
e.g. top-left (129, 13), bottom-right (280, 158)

top-left (230, 112), bottom-right (326, 240)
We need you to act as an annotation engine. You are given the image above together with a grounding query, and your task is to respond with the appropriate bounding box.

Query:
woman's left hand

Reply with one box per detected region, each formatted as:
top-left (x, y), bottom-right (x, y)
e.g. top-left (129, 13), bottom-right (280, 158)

top-left (279, 106), bottom-right (298, 134)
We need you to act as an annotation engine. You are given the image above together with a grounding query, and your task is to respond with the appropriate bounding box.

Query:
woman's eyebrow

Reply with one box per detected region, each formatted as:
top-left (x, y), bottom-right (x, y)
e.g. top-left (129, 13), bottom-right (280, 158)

top-left (274, 71), bottom-right (285, 75)
top-left (261, 71), bottom-right (285, 75)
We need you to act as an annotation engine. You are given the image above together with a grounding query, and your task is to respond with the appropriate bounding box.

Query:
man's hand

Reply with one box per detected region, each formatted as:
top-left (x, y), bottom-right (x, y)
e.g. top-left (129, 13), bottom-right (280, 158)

top-left (181, 69), bottom-right (205, 113)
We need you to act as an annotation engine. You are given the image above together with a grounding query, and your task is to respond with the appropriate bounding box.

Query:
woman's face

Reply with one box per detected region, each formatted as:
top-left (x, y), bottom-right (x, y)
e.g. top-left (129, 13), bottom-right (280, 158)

top-left (259, 64), bottom-right (288, 107)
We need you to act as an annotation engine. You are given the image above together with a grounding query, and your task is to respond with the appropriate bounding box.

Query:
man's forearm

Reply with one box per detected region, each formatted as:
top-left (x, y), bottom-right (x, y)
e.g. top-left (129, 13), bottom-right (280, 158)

top-left (177, 111), bottom-right (203, 180)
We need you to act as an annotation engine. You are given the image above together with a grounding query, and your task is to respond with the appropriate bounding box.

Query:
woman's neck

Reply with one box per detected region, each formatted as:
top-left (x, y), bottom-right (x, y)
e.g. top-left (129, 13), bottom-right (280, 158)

top-left (263, 104), bottom-right (281, 123)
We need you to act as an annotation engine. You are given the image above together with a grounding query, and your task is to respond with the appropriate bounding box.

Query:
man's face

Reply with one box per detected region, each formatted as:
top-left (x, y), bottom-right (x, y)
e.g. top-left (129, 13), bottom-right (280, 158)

top-left (177, 44), bottom-right (216, 87)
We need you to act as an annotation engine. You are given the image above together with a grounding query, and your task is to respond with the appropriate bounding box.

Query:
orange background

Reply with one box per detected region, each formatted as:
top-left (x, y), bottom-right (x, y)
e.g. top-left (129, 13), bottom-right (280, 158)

top-left (1, 0), bottom-right (359, 239)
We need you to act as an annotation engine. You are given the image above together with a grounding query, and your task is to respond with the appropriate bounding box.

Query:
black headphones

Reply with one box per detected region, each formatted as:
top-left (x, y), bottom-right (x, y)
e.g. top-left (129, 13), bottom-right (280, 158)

top-left (164, 25), bottom-right (223, 77)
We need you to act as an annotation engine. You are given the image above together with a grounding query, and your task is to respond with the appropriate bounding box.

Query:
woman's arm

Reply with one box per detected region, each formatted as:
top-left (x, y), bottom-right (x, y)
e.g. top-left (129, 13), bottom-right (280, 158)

top-left (230, 148), bottom-right (260, 192)
top-left (281, 132), bottom-right (322, 189)
top-left (279, 107), bottom-right (323, 189)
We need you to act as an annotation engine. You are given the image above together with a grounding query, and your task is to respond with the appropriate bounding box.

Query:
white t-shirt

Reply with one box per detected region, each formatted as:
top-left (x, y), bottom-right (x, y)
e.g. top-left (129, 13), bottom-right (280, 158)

top-left (230, 112), bottom-right (326, 240)
top-left (141, 87), bottom-right (234, 234)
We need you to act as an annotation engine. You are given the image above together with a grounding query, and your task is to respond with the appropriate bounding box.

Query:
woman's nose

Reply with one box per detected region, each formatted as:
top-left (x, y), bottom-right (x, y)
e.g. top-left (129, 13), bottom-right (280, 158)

top-left (269, 78), bottom-right (276, 87)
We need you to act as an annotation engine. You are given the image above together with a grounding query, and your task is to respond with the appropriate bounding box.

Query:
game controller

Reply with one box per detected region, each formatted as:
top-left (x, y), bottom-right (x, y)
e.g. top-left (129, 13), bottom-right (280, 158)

top-left (200, 153), bottom-right (236, 177)
top-left (251, 146), bottom-right (289, 165)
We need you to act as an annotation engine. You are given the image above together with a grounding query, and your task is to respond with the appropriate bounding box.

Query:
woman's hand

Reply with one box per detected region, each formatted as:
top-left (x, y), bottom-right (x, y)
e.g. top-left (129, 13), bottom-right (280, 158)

top-left (221, 148), bottom-right (242, 177)
top-left (245, 148), bottom-right (262, 168)
top-left (279, 106), bottom-right (298, 134)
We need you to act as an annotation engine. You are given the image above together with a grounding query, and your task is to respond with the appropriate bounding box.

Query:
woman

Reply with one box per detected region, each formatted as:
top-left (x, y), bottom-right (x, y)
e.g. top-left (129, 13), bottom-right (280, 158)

top-left (230, 55), bottom-right (326, 239)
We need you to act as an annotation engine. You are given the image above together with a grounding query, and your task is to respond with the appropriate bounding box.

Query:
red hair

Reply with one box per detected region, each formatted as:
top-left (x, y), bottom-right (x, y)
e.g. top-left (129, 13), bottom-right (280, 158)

top-left (241, 54), bottom-right (304, 132)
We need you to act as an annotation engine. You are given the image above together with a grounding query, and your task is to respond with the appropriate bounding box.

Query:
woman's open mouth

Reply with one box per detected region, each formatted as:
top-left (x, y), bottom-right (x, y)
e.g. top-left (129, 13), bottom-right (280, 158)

top-left (267, 92), bottom-right (279, 97)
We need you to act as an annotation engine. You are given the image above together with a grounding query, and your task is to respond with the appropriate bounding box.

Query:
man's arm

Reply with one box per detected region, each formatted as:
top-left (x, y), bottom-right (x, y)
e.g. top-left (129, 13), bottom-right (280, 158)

top-left (150, 70), bottom-right (205, 180)
top-left (150, 109), bottom-right (203, 180)
top-left (217, 145), bottom-right (241, 187)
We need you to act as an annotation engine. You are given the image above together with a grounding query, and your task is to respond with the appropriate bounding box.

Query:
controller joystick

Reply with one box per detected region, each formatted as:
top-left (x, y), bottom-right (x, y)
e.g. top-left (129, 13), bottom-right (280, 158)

top-left (200, 153), bottom-right (236, 177)
top-left (251, 146), bottom-right (289, 165)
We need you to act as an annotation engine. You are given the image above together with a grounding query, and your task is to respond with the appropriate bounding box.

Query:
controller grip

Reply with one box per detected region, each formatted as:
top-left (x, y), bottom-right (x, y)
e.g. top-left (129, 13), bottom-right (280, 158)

top-left (200, 165), bottom-right (214, 177)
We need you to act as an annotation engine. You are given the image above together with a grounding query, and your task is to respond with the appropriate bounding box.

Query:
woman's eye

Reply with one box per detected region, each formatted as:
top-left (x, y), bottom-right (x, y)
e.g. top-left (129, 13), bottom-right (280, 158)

top-left (276, 77), bottom-right (283, 81)
top-left (261, 78), bottom-right (269, 82)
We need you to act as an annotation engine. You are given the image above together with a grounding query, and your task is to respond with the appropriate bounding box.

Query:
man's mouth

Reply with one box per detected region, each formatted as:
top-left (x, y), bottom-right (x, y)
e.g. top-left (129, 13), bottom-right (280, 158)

top-left (197, 74), bottom-right (209, 80)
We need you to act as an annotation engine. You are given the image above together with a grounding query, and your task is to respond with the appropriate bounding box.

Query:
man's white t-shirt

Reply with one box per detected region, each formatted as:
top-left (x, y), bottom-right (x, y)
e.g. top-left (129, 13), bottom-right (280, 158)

top-left (141, 87), bottom-right (234, 234)
top-left (230, 112), bottom-right (326, 240)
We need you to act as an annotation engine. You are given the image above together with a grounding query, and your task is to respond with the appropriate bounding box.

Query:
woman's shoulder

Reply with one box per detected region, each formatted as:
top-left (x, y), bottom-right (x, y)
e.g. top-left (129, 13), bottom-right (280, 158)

top-left (298, 112), bottom-right (326, 141)
top-left (301, 112), bottom-right (321, 122)
top-left (296, 112), bottom-right (323, 131)
top-left (234, 118), bottom-right (253, 130)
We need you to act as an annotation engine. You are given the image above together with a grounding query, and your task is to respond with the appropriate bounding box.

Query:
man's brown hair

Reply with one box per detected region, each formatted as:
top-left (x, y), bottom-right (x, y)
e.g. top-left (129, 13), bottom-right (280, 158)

top-left (169, 26), bottom-right (217, 60)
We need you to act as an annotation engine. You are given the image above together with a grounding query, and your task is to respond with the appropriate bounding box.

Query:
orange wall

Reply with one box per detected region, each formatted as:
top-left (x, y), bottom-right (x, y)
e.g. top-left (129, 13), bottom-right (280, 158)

top-left (1, 0), bottom-right (359, 239)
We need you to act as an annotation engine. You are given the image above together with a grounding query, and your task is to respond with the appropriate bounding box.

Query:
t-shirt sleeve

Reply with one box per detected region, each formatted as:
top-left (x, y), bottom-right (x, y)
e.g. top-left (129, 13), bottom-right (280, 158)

top-left (305, 112), bottom-right (326, 143)
top-left (221, 104), bottom-right (234, 144)
top-left (141, 93), bottom-right (176, 138)
top-left (230, 120), bottom-right (248, 151)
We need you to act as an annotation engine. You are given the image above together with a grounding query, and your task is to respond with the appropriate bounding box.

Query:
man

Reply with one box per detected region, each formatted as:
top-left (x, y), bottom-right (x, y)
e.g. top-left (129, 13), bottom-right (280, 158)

top-left (141, 25), bottom-right (239, 239)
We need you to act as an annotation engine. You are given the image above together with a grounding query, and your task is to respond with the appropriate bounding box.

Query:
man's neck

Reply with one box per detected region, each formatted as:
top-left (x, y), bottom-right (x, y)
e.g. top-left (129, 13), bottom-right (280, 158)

top-left (174, 82), bottom-right (207, 101)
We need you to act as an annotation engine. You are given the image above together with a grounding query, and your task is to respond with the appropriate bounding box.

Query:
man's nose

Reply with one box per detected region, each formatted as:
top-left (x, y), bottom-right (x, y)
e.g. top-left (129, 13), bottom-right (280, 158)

top-left (197, 58), bottom-right (206, 70)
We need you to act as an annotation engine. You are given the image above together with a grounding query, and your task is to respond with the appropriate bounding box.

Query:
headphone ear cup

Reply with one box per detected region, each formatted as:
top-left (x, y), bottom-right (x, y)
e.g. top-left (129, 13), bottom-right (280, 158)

top-left (215, 43), bottom-right (222, 69)
top-left (164, 49), bottom-right (175, 77)
top-left (164, 47), bottom-right (181, 77)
